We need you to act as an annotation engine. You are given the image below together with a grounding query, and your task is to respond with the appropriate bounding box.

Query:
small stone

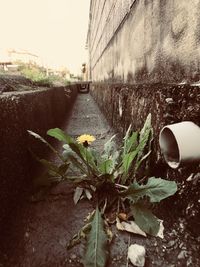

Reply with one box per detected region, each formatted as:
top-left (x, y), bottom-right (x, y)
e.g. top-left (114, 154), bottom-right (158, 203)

top-left (165, 98), bottom-right (174, 104)
top-left (178, 250), bottom-right (187, 260)
top-left (128, 244), bottom-right (145, 267)
top-left (186, 173), bottom-right (194, 182)
top-left (192, 173), bottom-right (200, 186)
top-left (153, 241), bottom-right (158, 247)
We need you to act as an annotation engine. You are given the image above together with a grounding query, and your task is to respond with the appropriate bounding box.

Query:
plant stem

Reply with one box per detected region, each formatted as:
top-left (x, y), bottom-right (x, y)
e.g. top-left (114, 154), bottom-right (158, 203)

top-left (115, 183), bottom-right (128, 190)
top-left (85, 147), bottom-right (91, 178)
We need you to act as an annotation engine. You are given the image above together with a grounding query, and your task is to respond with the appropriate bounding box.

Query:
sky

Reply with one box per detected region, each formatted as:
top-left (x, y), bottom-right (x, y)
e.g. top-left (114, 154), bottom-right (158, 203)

top-left (0, 0), bottom-right (90, 74)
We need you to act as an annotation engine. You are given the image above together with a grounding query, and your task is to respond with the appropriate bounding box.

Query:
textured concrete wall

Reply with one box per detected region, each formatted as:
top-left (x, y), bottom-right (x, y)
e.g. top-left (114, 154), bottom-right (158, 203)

top-left (90, 83), bottom-right (200, 233)
top-left (88, 0), bottom-right (200, 83)
top-left (88, 0), bottom-right (200, 232)
top-left (0, 85), bottom-right (78, 231)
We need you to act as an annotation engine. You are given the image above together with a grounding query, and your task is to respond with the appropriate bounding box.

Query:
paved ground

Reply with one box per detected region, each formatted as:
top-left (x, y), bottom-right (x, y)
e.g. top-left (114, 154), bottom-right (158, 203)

top-left (0, 93), bottom-right (199, 267)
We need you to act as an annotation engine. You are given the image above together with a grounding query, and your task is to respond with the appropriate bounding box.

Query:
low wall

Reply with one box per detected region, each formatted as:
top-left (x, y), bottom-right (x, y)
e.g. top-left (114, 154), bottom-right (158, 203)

top-left (0, 85), bottom-right (78, 230)
top-left (91, 82), bottom-right (200, 233)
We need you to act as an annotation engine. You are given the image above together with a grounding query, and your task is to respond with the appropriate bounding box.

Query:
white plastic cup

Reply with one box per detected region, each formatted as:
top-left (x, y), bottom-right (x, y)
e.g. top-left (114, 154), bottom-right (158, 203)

top-left (159, 121), bottom-right (200, 169)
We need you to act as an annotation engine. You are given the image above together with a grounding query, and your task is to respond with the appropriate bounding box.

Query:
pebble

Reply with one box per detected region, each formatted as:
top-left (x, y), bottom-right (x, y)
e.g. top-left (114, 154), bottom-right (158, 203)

top-left (177, 250), bottom-right (187, 260)
top-left (128, 244), bottom-right (146, 267)
top-left (165, 98), bottom-right (174, 104)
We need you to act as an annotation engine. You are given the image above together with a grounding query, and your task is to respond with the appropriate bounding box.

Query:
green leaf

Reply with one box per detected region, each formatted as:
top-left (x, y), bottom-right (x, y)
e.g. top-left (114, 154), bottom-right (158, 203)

top-left (98, 159), bottom-right (114, 174)
top-left (134, 150), bottom-right (151, 173)
top-left (121, 150), bottom-right (138, 183)
top-left (127, 131), bottom-right (138, 151)
top-left (123, 124), bottom-right (132, 146)
top-left (102, 135), bottom-right (116, 159)
top-left (124, 131), bottom-right (138, 155)
top-left (28, 130), bottom-right (63, 160)
top-left (58, 163), bottom-right (70, 175)
top-left (122, 151), bottom-right (138, 174)
top-left (84, 208), bottom-right (108, 267)
top-left (131, 203), bottom-right (160, 236)
top-left (120, 177), bottom-right (177, 203)
top-left (139, 113), bottom-right (152, 144)
top-left (135, 114), bottom-right (152, 164)
top-left (68, 155), bottom-right (88, 175)
top-left (68, 143), bottom-right (95, 174)
top-left (73, 145), bottom-right (99, 174)
top-left (62, 144), bottom-right (74, 160)
top-left (47, 128), bottom-right (74, 144)
top-left (28, 130), bottom-right (49, 145)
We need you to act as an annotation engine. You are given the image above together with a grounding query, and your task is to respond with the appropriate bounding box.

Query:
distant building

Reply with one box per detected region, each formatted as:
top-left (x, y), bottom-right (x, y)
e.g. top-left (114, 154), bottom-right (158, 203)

top-left (0, 48), bottom-right (42, 72)
top-left (7, 49), bottom-right (41, 65)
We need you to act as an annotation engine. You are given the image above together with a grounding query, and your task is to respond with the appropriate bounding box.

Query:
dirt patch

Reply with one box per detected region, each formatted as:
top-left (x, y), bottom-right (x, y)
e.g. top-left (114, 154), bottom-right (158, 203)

top-left (0, 74), bottom-right (36, 92)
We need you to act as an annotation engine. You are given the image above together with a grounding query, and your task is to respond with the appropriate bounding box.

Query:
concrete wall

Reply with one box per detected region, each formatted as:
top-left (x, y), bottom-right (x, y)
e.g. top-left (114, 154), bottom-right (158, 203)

top-left (88, 0), bottom-right (200, 83)
top-left (0, 85), bottom-right (78, 231)
top-left (88, 0), bottom-right (200, 232)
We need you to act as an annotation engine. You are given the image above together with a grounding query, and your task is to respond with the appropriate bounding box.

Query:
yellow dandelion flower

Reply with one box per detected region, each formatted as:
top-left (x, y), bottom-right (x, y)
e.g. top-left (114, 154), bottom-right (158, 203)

top-left (77, 134), bottom-right (96, 147)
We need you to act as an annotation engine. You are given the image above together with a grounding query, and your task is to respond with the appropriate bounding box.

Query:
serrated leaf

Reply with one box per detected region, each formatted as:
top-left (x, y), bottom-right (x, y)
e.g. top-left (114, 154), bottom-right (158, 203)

top-left (121, 150), bottom-right (138, 183)
top-left (139, 114), bottom-right (152, 143)
top-left (102, 134), bottom-right (116, 159)
top-left (84, 208), bottom-right (108, 267)
top-left (120, 177), bottom-right (177, 203)
top-left (47, 128), bottom-right (74, 144)
top-left (136, 114), bottom-right (152, 163)
top-left (69, 143), bottom-right (98, 174)
top-left (98, 159), bottom-right (114, 174)
top-left (134, 150), bottom-right (151, 173)
top-left (28, 130), bottom-right (63, 159)
top-left (123, 124), bottom-right (132, 145)
top-left (58, 163), bottom-right (70, 175)
top-left (124, 132), bottom-right (138, 155)
top-left (28, 130), bottom-right (49, 145)
top-left (131, 203), bottom-right (160, 236)
top-left (68, 155), bottom-right (88, 175)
